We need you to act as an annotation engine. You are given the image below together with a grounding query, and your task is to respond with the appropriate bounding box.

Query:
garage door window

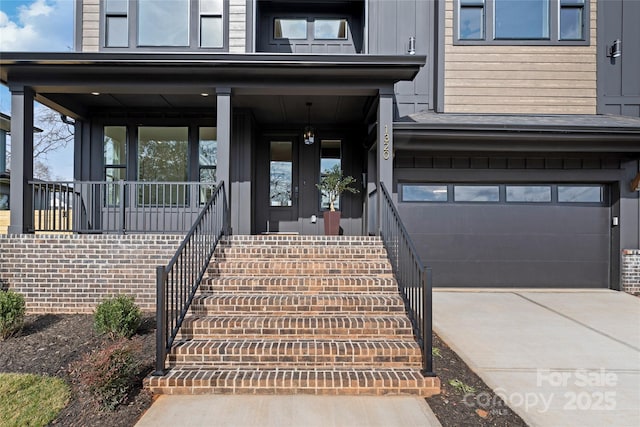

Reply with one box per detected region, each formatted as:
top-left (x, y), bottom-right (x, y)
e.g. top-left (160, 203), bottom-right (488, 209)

top-left (401, 185), bottom-right (448, 202)
top-left (558, 185), bottom-right (603, 203)
top-left (454, 185), bottom-right (499, 202)
top-left (506, 185), bottom-right (551, 202)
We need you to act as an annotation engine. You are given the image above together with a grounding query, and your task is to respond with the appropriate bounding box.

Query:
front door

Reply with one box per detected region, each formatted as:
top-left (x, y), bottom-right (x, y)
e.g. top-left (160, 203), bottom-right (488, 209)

top-left (255, 136), bottom-right (300, 233)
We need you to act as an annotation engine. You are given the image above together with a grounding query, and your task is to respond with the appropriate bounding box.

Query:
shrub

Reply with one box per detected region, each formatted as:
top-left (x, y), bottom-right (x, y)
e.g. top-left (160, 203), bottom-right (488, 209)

top-left (94, 295), bottom-right (142, 339)
top-left (0, 289), bottom-right (26, 340)
top-left (71, 340), bottom-right (141, 411)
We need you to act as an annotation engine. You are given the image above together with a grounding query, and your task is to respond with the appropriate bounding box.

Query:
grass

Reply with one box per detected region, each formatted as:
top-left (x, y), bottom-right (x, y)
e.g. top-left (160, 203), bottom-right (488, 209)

top-left (0, 373), bottom-right (70, 427)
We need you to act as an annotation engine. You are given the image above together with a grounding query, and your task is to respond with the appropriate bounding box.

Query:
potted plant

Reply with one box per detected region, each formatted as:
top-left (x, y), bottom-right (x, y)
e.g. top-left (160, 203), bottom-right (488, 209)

top-left (316, 164), bottom-right (359, 235)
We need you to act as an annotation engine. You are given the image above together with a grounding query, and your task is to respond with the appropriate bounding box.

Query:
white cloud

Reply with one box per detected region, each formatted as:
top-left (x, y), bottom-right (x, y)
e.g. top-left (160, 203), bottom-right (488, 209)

top-left (0, 0), bottom-right (74, 52)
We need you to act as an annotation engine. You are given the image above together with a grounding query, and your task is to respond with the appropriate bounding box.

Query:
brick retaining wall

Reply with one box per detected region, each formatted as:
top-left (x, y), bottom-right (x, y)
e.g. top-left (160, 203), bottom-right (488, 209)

top-left (622, 249), bottom-right (640, 296)
top-left (0, 234), bottom-right (183, 313)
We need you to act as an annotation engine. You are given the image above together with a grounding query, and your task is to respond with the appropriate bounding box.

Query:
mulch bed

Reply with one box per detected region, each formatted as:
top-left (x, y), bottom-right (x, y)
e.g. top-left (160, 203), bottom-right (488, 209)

top-left (0, 314), bottom-right (155, 427)
top-left (1, 314), bottom-right (528, 426)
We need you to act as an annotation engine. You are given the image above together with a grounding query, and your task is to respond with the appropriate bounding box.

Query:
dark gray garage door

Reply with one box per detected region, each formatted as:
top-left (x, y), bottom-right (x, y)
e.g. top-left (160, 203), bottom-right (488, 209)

top-left (399, 184), bottom-right (611, 288)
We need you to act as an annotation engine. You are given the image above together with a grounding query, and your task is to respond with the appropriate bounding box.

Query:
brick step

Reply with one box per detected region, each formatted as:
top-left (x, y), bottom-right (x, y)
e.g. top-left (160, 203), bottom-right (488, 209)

top-left (144, 367), bottom-right (440, 397)
top-left (168, 339), bottom-right (423, 368)
top-left (176, 315), bottom-right (415, 340)
top-left (214, 246), bottom-right (388, 260)
top-left (199, 276), bottom-right (399, 294)
top-left (220, 236), bottom-right (384, 246)
top-left (190, 294), bottom-right (406, 315)
top-left (208, 261), bottom-right (393, 276)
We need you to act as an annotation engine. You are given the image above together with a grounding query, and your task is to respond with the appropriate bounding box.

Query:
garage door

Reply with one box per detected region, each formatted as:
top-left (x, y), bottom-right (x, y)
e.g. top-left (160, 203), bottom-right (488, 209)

top-left (399, 183), bottom-right (611, 288)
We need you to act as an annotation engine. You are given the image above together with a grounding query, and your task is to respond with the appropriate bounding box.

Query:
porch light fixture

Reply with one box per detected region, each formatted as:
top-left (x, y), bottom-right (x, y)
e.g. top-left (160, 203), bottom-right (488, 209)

top-left (91, 92), bottom-right (100, 96)
top-left (608, 39), bottom-right (622, 58)
top-left (304, 102), bottom-right (315, 145)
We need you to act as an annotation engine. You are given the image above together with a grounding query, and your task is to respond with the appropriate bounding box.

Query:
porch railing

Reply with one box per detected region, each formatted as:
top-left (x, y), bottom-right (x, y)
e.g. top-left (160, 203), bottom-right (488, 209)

top-left (154, 181), bottom-right (228, 375)
top-left (29, 180), bottom-right (217, 234)
top-left (379, 182), bottom-right (434, 376)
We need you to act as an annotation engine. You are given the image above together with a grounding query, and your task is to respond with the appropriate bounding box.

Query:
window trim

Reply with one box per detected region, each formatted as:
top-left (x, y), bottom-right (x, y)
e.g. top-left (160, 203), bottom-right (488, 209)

top-left (454, 0), bottom-right (590, 46)
top-left (100, 0), bottom-right (229, 52)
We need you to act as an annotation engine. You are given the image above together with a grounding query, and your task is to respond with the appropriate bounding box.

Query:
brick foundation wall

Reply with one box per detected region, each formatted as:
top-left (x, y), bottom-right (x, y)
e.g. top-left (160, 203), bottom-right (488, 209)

top-left (0, 234), bottom-right (183, 313)
top-left (622, 250), bottom-right (640, 296)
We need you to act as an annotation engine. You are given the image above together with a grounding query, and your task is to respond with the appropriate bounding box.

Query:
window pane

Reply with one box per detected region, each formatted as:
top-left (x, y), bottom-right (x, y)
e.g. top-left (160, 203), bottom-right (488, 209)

top-left (199, 127), bottom-right (217, 169)
top-left (200, 0), bottom-right (223, 15)
top-left (105, 167), bottom-right (126, 206)
top-left (459, 7), bottom-right (484, 40)
top-left (314, 19), bottom-right (347, 40)
top-left (454, 185), bottom-right (499, 202)
top-left (506, 186), bottom-right (551, 202)
top-left (558, 186), bottom-right (603, 203)
top-left (199, 169), bottom-right (216, 204)
top-left (402, 185), bottom-right (448, 202)
top-left (104, 126), bottom-right (127, 165)
top-left (560, 7), bottom-right (583, 40)
top-left (201, 16), bottom-right (223, 47)
top-left (320, 140), bottom-right (341, 210)
top-left (106, 16), bottom-right (128, 47)
top-left (274, 19), bottom-right (307, 39)
top-left (138, 0), bottom-right (189, 46)
top-left (106, 0), bottom-right (127, 14)
top-left (137, 127), bottom-right (188, 182)
top-left (495, 0), bottom-right (549, 39)
top-left (270, 141), bottom-right (292, 207)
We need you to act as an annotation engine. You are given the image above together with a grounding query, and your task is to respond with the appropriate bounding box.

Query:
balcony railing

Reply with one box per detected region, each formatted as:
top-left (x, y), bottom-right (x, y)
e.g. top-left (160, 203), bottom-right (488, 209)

top-left (29, 181), bottom-right (217, 234)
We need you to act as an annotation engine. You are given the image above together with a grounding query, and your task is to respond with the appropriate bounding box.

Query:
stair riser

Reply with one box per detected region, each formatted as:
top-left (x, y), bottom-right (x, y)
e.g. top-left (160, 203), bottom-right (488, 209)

top-left (145, 371), bottom-right (440, 397)
top-left (168, 355), bottom-right (422, 368)
top-left (208, 267), bottom-right (393, 276)
top-left (190, 296), bottom-right (406, 315)
top-left (215, 248), bottom-right (388, 258)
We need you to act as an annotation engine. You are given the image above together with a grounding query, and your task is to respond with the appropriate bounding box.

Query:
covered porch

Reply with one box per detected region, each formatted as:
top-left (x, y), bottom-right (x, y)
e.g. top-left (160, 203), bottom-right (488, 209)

top-left (0, 52), bottom-right (424, 235)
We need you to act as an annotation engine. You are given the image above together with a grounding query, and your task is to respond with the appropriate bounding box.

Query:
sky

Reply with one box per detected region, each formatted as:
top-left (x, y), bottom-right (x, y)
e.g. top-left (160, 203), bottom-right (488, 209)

top-left (0, 0), bottom-right (75, 179)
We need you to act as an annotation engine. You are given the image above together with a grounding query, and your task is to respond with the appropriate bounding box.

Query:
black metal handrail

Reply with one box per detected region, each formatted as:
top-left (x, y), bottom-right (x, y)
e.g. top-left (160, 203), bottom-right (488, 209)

top-left (379, 182), bottom-right (434, 376)
top-left (154, 182), bottom-right (228, 375)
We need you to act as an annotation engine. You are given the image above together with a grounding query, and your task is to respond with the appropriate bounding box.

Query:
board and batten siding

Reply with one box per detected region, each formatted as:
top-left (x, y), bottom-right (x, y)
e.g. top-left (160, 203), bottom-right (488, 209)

top-left (81, 0), bottom-right (100, 52)
top-left (444, 0), bottom-right (597, 114)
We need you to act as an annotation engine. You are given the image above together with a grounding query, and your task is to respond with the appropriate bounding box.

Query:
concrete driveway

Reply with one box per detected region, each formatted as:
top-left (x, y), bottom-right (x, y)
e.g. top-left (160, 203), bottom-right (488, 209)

top-left (433, 289), bottom-right (640, 427)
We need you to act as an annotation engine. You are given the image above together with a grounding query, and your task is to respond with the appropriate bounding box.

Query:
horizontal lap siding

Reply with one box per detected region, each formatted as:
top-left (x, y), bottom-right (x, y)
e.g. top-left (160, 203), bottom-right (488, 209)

top-left (229, 0), bottom-right (246, 53)
top-left (444, 0), bottom-right (598, 114)
top-left (82, 0), bottom-right (100, 52)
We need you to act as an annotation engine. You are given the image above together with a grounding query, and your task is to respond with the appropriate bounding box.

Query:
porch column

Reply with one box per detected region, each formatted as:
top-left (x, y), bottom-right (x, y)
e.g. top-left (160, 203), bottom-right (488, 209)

top-left (216, 87), bottom-right (232, 232)
top-left (377, 87), bottom-right (394, 233)
top-left (8, 86), bottom-right (35, 234)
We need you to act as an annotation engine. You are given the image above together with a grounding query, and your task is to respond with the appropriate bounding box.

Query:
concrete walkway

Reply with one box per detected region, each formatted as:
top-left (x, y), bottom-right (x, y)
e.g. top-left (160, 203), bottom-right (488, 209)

top-left (135, 395), bottom-right (441, 427)
top-left (433, 289), bottom-right (640, 427)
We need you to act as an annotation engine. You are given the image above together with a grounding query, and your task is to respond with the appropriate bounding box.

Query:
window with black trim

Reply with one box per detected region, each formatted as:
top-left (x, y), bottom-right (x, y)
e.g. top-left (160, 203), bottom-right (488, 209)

top-left (102, 0), bottom-right (226, 50)
top-left (103, 126), bottom-right (127, 206)
top-left (456, 0), bottom-right (587, 44)
top-left (198, 127), bottom-right (217, 204)
top-left (401, 185), bottom-right (448, 202)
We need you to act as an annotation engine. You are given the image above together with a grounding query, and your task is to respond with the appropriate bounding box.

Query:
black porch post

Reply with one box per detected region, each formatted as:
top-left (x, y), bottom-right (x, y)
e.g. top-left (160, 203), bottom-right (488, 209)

top-left (377, 87), bottom-right (394, 235)
top-left (8, 86), bottom-right (35, 234)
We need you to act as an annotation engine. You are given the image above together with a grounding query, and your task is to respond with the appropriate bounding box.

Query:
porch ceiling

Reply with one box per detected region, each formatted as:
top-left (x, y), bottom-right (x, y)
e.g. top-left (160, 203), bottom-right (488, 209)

top-left (0, 52), bottom-right (425, 120)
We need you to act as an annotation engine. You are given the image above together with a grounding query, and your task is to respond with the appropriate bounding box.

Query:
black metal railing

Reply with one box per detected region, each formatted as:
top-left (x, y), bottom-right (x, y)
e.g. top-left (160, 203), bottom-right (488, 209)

top-left (29, 180), bottom-right (217, 234)
top-left (154, 182), bottom-right (228, 375)
top-left (379, 182), bottom-right (434, 376)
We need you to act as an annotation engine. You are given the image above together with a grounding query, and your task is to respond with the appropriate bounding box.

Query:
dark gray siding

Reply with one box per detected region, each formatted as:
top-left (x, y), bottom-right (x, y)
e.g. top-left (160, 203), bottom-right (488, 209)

top-left (368, 0), bottom-right (434, 117)
top-left (598, 0), bottom-right (640, 117)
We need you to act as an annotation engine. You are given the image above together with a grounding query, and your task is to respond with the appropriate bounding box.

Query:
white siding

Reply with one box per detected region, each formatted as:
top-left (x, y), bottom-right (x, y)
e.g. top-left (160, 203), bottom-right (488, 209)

top-left (81, 0), bottom-right (100, 52)
top-left (229, 0), bottom-right (247, 53)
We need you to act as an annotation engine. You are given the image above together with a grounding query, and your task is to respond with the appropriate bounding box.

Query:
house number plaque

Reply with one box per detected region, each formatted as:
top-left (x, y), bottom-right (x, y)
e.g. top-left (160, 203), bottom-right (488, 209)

top-left (383, 125), bottom-right (390, 160)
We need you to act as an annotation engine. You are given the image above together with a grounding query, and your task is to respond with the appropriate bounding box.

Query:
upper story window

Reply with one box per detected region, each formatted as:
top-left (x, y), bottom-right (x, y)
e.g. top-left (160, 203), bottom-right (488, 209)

top-left (103, 0), bottom-right (226, 50)
top-left (456, 0), bottom-right (588, 44)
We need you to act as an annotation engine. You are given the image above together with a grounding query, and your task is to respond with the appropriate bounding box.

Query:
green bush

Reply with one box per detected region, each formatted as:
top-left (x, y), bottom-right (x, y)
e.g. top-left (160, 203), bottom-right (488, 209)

top-left (0, 289), bottom-right (26, 340)
top-left (94, 295), bottom-right (142, 339)
top-left (71, 340), bottom-right (140, 411)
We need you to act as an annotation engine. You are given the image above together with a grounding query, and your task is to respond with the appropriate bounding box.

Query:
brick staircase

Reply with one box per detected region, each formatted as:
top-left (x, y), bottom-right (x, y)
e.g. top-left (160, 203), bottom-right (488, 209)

top-left (146, 235), bottom-right (440, 396)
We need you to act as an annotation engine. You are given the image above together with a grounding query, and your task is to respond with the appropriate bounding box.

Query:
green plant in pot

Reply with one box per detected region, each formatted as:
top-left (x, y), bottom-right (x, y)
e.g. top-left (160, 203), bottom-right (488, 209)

top-left (316, 164), bottom-right (359, 235)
